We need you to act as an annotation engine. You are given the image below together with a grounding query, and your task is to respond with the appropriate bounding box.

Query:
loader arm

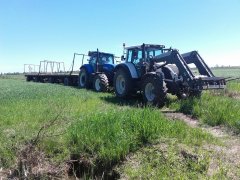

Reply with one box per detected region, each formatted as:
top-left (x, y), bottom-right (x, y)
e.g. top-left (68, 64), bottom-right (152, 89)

top-left (181, 51), bottom-right (214, 77)
top-left (153, 50), bottom-right (195, 83)
top-left (152, 50), bottom-right (226, 91)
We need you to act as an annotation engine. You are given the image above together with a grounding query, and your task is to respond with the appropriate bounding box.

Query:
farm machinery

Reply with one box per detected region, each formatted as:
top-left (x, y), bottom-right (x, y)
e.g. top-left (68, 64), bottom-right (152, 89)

top-left (78, 50), bottom-right (116, 92)
top-left (24, 49), bottom-right (117, 92)
top-left (113, 44), bottom-right (226, 106)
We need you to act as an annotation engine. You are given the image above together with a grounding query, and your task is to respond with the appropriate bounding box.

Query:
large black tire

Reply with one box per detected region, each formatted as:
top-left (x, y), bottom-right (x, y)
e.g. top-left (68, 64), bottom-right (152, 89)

top-left (78, 68), bottom-right (90, 88)
top-left (26, 76), bottom-right (31, 82)
top-left (33, 77), bottom-right (39, 82)
top-left (142, 74), bottom-right (167, 107)
top-left (114, 69), bottom-right (133, 98)
top-left (48, 77), bottom-right (54, 83)
top-left (64, 77), bottom-right (69, 86)
top-left (93, 73), bottom-right (109, 92)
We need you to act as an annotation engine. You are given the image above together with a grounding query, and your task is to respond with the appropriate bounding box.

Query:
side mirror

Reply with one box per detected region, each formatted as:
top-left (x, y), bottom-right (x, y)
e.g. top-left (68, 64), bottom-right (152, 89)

top-left (121, 55), bottom-right (125, 61)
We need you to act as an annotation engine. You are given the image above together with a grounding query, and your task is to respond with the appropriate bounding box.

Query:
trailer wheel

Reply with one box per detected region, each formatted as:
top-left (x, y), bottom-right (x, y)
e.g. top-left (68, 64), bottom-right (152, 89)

top-left (64, 77), bottom-right (69, 86)
top-left (142, 74), bottom-right (167, 107)
top-left (33, 77), bottom-right (39, 82)
top-left (79, 68), bottom-right (90, 88)
top-left (48, 77), bottom-right (54, 83)
top-left (26, 76), bottom-right (31, 82)
top-left (114, 69), bottom-right (133, 98)
top-left (93, 73), bottom-right (109, 92)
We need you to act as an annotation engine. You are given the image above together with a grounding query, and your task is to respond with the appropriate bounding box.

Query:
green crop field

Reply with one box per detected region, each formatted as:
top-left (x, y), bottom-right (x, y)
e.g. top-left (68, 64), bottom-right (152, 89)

top-left (211, 67), bottom-right (240, 95)
top-left (212, 67), bottom-right (240, 78)
top-left (0, 73), bottom-right (240, 179)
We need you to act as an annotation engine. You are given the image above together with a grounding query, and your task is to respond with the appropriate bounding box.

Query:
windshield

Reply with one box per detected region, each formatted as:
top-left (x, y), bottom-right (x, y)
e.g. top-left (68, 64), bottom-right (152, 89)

top-left (99, 54), bottom-right (114, 64)
top-left (145, 47), bottom-right (163, 58)
top-left (89, 53), bottom-right (114, 65)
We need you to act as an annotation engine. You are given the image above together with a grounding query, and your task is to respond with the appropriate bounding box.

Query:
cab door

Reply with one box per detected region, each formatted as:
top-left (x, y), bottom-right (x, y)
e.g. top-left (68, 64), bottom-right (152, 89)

top-left (127, 49), bottom-right (144, 77)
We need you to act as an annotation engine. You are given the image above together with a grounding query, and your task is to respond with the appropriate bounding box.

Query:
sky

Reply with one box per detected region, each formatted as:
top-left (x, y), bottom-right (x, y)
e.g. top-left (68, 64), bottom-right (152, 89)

top-left (0, 0), bottom-right (240, 73)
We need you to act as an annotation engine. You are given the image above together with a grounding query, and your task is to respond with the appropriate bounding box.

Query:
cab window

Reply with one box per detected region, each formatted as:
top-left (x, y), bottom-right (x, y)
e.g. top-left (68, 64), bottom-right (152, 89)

top-left (145, 49), bottom-right (163, 58)
top-left (127, 49), bottom-right (143, 64)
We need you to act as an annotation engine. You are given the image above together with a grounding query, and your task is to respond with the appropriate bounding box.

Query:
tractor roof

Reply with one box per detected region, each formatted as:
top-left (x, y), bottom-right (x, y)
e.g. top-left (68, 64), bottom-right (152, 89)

top-left (125, 44), bottom-right (165, 50)
top-left (88, 51), bottom-right (114, 56)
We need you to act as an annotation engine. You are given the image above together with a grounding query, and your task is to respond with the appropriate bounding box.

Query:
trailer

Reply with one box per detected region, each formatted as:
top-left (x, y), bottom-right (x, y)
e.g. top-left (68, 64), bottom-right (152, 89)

top-left (24, 53), bottom-right (86, 86)
top-left (24, 50), bottom-right (118, 90)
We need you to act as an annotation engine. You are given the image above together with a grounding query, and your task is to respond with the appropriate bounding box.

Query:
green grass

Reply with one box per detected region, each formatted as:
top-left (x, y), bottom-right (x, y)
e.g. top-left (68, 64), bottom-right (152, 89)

top-left (212, 67), bottom-right (240, 78)
top-left (0, 74), bottom-right (25, 80)
top-left (0, 78), bottom-right (217, 178)
top-left (211, 67), bottom-right (240, 93)
top-left (118, 141), bottom-right (213, 179)
top-left (168, 92), bottom-right (240, 132)
top-left (226, 81), bottom-right (240, 94)
top-left (66, 108), bottom-right (213, 169)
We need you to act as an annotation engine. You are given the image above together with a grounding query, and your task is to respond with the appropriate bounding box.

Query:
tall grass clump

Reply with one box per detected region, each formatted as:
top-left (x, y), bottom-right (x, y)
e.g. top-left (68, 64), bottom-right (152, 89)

top-left (67, 107), bottom-right (214, 174)
top-left (170, 92), bottom-right (240, 132)
top-left (227, 81), bottom-right (240, 92)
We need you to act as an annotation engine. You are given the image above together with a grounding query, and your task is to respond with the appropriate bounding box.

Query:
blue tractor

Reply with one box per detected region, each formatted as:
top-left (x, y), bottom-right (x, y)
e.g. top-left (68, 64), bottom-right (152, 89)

top-left (78, 50), bottom-right (116, 92)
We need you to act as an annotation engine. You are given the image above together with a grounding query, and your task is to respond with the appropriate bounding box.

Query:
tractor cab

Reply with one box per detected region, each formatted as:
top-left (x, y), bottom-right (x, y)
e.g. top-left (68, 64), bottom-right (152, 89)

top-left (88, 51), bottom-right (114, 69)
top-left (124, 44), bottom-right (168, 77)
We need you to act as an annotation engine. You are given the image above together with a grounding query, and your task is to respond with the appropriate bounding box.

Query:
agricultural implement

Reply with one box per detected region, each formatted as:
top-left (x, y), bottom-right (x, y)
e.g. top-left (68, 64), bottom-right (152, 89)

top-left (24, 49), bottom-right (117, 92)
top-left (113, 43), bottom-right (226, 106)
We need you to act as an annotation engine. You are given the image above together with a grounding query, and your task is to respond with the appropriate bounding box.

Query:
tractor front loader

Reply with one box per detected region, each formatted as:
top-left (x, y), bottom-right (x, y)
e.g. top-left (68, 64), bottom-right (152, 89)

top-left (113, 43), bottom-right (226, 107)
top-left (154, 49), bottom-right (226, 98)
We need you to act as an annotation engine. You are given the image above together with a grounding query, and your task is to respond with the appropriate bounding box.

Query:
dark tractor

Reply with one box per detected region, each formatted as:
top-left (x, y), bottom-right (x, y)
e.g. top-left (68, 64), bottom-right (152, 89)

top-left (113, 43), bottom-right (226, 106)
top-left (79, 50), bottom-right (116, 92)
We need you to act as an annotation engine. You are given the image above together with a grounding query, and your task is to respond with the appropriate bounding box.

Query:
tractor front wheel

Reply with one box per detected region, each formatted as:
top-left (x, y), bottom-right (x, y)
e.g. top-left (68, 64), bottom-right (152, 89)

top-left (114, 69), bottom-right (133, 98)
top-left (142, 74), bottom-right (167, 107)
top-left (93, 74), bottom-right (109, 92)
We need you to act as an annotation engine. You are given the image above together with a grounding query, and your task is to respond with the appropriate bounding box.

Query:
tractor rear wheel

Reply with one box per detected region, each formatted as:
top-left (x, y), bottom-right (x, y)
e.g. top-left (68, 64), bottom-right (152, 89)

top-left (142, 74), bottom-right (167, 107)
top-left (93, 74), bottom-right (109, 92)
top-left (114, 69), bottom-right (133, 98)
top-left (79, 68), bottom-right (90, 88)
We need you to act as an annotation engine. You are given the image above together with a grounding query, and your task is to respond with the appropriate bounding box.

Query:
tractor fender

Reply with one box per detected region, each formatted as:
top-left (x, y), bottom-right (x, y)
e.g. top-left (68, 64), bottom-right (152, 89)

top-left (80, 64), bottom-right (94, 74)
top-left (114, 63), bottom-right (139, 79)
top-left (162, 64), bottom-right (179, 80)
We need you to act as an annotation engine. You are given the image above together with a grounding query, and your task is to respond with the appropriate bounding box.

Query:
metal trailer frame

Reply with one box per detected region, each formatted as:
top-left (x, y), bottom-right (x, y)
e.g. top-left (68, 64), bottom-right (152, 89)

top-left (24, 64), bottom-right (40, 74)
top-left (24, 51), bottom-right (86, 84)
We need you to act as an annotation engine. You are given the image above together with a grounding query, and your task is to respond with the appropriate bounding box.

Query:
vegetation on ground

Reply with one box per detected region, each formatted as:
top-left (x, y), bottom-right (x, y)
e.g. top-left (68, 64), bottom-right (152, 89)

top-left (168, 92), bottom-right (240, 133)
top-left (212, 67), bottom-right (240, 78)
top-left (0, 78), bottom-right (217, 178)
top-left (0, 68), bottom-right (240, 178)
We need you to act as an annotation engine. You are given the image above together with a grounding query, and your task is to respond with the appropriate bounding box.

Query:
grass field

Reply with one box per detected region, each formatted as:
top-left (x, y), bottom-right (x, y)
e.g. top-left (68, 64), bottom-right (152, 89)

top-left (212, 67), bottom-right (240, 78)
top-left (0, 68), bottom-right (240, 178)
top-left (212, 67), bottom-right (240, 94)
